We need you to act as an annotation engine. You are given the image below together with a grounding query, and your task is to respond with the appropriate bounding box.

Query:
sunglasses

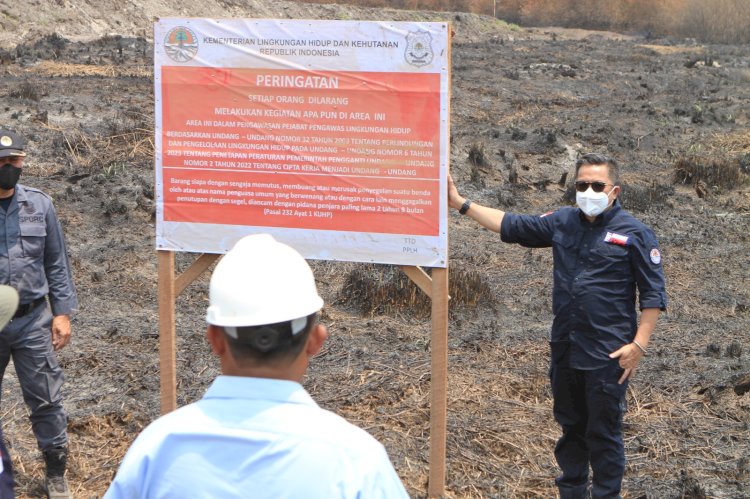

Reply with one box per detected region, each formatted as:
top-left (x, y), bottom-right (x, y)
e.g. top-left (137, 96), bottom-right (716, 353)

top-left (575, 181), bottom-right (612, 193)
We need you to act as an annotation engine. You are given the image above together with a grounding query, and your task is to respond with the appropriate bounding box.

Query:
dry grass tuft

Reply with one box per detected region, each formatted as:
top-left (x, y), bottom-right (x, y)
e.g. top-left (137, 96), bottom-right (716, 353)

top-left (672, 131), bottom-right (750, 192)
top-left (8, 81), bottom-right (42, 101)
top-left (299, 0), bottom-right (495, 16)
top-left (621, 183), bottom-right (675, 212)
top-left (635, 44), bottom-right (705, 55)
top-left (709, 130), bottom-right (750, 156)
top-left (26, 61), bottom-right (151, 78)
top-left (45, 120), bottom-right (154, 174)
top-left (337, 264), bottom-right (494, 317)
top-left (673, 157), bottom-right (742, 193)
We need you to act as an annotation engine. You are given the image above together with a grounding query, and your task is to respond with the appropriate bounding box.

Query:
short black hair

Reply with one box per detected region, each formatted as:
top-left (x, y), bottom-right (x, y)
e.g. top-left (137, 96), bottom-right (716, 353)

top-left (223, 312), bottom-right (318, 366)
top-left (575, 153), bottom-right (620, 186)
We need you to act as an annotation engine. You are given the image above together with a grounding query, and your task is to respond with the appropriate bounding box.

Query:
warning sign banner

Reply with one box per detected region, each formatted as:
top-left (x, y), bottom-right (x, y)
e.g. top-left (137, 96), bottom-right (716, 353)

top-left (155, 19), bottom-right (449, 266)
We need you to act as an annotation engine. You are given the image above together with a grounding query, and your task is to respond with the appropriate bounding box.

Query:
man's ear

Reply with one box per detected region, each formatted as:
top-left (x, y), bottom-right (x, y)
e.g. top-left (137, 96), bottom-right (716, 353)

top-left (207, 324), bottom-right (227, 356)
top-left (305, 324), bottom-right (328, 358)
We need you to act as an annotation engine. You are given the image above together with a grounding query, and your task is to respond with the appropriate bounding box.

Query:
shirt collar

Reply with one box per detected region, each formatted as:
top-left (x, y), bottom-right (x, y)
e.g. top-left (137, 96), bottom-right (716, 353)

top-left (203, 375), bottom-right (319, 408)
top-left (15, 184), bottom-right (28, 203)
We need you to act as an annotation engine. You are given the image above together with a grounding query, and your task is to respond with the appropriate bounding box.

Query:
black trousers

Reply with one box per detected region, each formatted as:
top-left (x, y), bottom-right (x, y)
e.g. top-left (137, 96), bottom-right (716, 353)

top-left (550, 345), bottom-right (628, 499)
top-left (0, 305), bottom-right (67, 452)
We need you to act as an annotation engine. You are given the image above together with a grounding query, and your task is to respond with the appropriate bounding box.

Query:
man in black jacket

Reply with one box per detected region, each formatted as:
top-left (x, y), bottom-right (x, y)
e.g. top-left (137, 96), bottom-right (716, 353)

top-left (448, 153), bottom-right (667, 498)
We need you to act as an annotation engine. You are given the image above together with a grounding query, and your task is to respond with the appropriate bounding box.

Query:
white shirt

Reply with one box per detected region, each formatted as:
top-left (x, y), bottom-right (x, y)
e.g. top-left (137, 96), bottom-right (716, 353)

top-left (104, 375), bottom-right (409, 499)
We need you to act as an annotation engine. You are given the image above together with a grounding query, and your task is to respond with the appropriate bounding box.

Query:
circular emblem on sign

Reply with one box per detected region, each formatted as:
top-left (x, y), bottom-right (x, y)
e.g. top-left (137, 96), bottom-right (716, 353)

top-left (164, 27), bottom-right (199, 63)
top-left (650, 248), bottom-right (661, 264)
top-left (405, 30), bottom-right (434, 67)
top-left (0, 136), bottom-right (12, 147)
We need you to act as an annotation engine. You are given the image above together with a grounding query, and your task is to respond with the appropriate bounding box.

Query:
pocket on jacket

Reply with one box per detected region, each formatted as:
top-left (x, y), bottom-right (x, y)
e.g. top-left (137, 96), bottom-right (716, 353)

top-left (20, 224), bottom-right (46, 257)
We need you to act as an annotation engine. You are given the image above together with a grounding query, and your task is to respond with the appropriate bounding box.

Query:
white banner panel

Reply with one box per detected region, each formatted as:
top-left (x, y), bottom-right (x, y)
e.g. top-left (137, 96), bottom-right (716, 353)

top-left (154, 18), bottom-right (449, 267)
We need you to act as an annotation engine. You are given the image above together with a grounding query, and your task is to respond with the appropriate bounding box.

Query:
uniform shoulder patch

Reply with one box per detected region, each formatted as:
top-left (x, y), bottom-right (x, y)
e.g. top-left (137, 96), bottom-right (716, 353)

top-left (650, 248), bottom-right (661, 264)
top-left (19, 185), bottom-right (52, 202)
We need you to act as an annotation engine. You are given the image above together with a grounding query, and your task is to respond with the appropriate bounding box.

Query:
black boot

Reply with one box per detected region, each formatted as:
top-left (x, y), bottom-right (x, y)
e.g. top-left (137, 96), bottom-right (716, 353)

top-left (43, 446), bottom-right (70, 499)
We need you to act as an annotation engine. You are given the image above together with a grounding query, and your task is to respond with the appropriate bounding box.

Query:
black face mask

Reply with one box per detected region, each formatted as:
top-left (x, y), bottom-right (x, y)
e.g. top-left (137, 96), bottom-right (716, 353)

top-left (0, 163), bottom-right (21, 190)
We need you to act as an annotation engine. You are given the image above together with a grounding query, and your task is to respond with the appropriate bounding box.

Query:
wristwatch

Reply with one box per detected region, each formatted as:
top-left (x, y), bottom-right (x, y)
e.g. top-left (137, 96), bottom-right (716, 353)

top-left (459, 199), bottom-right (472, 215)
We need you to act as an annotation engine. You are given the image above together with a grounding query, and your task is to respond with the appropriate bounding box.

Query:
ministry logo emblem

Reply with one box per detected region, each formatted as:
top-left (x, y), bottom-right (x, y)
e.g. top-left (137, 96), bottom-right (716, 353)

top-left (405, 30), bottom-right (434, 67)
top-left (165, 27), bottom-right (199, 63)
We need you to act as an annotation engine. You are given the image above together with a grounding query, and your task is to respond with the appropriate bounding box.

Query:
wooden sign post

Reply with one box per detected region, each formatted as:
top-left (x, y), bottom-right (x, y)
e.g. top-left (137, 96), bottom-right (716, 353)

top-left (427, 266), bottom-right (449, 497)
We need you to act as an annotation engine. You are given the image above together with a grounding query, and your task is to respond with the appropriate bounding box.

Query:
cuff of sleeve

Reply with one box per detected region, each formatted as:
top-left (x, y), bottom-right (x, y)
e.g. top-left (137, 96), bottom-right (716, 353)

top-left (50, 299), bottom-right (79, 317)
top-left (640, 294), bottom-right (667, 311)
top-left (500, 213), bottom-right (515, 243)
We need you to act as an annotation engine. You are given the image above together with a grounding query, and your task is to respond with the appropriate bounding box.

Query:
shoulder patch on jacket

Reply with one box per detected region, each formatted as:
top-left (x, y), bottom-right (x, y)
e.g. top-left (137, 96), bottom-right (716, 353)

top-left (18, 185), bottom-right (53, 201)
top-left (650, 248), bottom-right (661, 264)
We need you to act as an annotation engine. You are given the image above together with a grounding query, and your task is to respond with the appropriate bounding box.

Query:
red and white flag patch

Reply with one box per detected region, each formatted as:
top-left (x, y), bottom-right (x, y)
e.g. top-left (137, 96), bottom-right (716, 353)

top-left (604, 231), bottom-right (630, 246)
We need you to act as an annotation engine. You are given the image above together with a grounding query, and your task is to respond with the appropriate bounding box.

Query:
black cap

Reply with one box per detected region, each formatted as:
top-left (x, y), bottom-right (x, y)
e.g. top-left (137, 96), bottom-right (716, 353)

top-left (0, 130), bottom-right (27, 159)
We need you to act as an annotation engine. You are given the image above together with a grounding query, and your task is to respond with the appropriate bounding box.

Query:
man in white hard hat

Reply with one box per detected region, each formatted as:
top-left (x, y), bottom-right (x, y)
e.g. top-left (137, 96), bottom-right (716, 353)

top-left (104, 234), bottom-right (409, 498)
top-left (0, 285), bottom-right (19, 498)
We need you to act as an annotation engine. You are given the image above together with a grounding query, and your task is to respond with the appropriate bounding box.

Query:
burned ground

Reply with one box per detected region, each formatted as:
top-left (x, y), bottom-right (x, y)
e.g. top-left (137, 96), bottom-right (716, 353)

top-left (0, 3), bottom-right (748, 498)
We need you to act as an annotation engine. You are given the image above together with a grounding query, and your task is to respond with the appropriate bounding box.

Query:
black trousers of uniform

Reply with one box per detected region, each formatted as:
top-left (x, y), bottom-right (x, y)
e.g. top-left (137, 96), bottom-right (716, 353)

top-left (550, 344), bottom-right (629, 499)
top-left (0, 303), bottom-right (67, 452)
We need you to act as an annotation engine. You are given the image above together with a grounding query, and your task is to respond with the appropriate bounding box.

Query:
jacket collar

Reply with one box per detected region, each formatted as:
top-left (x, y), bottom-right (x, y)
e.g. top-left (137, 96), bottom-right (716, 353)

top-left (13, 184), bottom-right (28, 204)
top-left (578, 198), bottom-right (621, 225)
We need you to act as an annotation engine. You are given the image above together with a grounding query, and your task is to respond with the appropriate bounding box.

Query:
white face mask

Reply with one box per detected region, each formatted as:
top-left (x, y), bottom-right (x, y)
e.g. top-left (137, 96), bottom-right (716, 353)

top-left (576, 188), bottom-right (611, 217)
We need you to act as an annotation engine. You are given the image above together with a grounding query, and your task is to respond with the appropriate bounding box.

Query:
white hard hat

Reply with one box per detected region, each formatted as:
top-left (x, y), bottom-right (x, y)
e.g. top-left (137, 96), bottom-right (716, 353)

top-left (206, 234), bottom-right (323, 328)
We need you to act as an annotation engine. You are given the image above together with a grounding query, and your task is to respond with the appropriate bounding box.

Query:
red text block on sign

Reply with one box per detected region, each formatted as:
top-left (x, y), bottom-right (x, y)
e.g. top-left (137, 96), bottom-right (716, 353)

top-left (160, 67), bottom-right (441, 236)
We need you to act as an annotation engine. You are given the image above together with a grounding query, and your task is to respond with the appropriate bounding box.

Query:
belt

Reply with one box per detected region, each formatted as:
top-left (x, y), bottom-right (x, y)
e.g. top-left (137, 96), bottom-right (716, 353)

top-left (12, 296), bottom-right (47, 319)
